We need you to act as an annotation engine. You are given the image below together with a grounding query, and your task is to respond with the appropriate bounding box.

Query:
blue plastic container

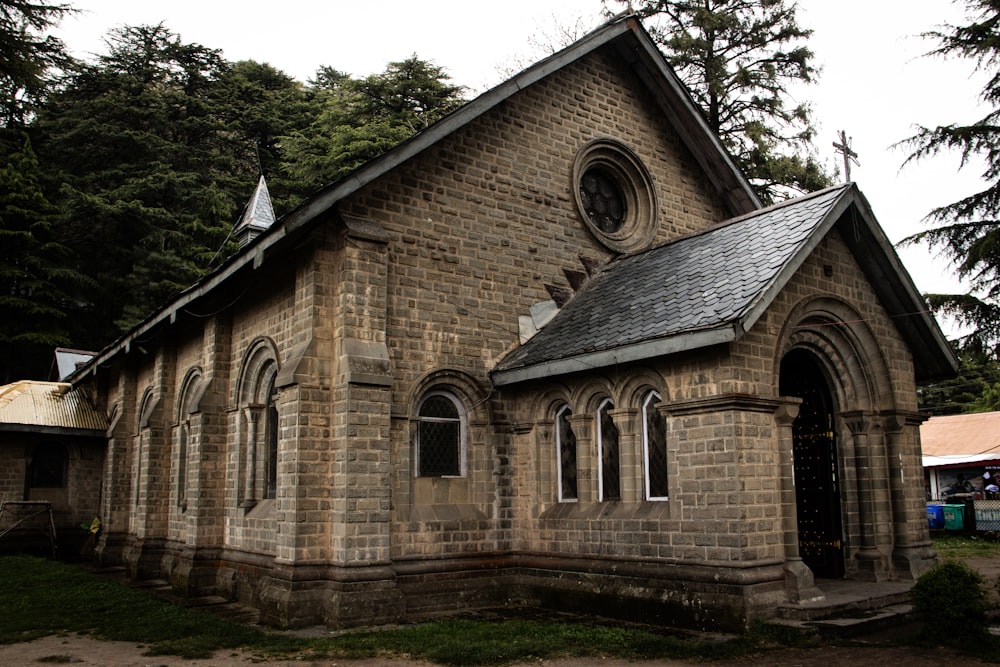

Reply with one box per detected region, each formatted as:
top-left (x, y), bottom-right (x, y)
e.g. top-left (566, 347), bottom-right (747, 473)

top-left (927, 504), bottom-right (944, 529)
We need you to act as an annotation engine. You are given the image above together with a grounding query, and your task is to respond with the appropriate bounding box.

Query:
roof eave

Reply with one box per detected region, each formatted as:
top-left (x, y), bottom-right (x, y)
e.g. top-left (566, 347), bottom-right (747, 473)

top-left (0, 423), bottom-right (106, 437)
top-left (835, 189), bottom-right (959, 381)
top-left (491, 323), bottom-right (740, 387)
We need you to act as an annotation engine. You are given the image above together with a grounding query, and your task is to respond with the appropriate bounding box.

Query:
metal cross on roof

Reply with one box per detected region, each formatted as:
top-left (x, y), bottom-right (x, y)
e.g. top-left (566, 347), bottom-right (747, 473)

top-left (832, 130), bottom-right (860, 182)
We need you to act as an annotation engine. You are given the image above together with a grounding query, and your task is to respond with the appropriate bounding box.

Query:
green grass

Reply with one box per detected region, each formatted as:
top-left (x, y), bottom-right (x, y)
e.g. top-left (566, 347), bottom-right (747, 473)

top-left (300, 618), bottom-right (776, 665)
top-left (932, 533), bottom-right (1000, 559)
top-left (0, 554), bottom-right (790, 665)
top-left (0, 555), bottom-right (296, 659)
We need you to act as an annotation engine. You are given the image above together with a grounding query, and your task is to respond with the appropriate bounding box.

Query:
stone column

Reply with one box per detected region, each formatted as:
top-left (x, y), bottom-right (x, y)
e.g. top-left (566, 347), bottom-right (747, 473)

top-left (609, 407), bottom-right (641, 502)
top-left (775, 400), bottom-right (824, 602)
top-left (843, 411), bottom-right (886, 581)
top-left (567, 413), bottom-right (596, 504)
top-left (884, 411), bottom-right (936, 579)
top-left (241, 406), bottom-right (259, 507)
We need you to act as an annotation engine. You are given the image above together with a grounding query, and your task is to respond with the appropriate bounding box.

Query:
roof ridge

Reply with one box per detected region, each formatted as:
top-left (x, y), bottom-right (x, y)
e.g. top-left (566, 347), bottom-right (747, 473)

top-left (605, 184), bottom-right (853, 268)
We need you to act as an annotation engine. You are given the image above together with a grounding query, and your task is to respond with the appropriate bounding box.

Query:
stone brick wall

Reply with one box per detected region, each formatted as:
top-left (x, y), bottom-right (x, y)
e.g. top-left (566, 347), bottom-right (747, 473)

top-left (333, 51), bottom-right (733, 561)
top-left (0, 442), bottom-right (25, 504)
top-left (83, 37), bottom-right (937, 628)
top-left (0, 434), bottom-right (104, 554)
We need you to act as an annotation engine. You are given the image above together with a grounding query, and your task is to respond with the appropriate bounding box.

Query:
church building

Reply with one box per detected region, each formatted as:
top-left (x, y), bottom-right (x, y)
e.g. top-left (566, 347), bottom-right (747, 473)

top-left (66, 15), bottom-right (956, 630)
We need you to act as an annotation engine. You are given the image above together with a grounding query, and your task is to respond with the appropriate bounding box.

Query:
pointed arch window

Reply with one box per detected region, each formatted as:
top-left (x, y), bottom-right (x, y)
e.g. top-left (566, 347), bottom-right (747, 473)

top-left (597, 398), bottom-right (620, 501)
top-left (642, 391), bottom-right (668, 500)
top-left (415, 391), bottom-right (466, 477)
top-left (556, 404), bottom-right (577, 501)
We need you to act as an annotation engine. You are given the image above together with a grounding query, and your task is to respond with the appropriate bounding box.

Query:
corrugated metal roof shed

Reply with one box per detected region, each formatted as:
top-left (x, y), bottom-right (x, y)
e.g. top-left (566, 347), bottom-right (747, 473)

top-left (0, 381), bottom-right (107, 433)
top-left (921, 411), bottom-right (1000, 467)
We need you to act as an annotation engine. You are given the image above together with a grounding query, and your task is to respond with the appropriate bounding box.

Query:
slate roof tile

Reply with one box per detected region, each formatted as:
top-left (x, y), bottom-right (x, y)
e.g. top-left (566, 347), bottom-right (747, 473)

top-left (495, 186), bottom-right (849, 373)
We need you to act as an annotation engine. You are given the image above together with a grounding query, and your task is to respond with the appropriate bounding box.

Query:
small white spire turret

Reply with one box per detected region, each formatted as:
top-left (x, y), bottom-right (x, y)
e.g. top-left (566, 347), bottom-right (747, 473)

top-left (235, 175), bottom-right (276, 248)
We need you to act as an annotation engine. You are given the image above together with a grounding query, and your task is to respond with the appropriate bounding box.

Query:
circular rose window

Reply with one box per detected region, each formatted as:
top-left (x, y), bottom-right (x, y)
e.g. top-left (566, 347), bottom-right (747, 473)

top-left (572, 139), bottom-right (657, 253)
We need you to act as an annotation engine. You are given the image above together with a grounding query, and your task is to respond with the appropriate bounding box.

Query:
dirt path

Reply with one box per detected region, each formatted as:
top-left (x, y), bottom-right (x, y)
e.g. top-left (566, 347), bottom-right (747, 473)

top-left (0, 635), bottom-right (991, 667)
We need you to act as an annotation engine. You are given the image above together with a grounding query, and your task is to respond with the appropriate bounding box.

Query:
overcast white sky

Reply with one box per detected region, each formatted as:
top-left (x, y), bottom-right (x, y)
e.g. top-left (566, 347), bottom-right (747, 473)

top-left (53, 1), bottom-right (991, 336)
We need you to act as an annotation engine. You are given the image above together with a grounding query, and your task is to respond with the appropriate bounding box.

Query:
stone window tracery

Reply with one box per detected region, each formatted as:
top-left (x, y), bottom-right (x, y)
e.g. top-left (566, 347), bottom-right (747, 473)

top-left (573, 139), bottom-right (657, 253)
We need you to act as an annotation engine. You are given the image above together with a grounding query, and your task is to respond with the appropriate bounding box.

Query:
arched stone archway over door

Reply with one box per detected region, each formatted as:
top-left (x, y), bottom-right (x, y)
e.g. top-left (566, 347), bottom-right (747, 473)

top-left (780, 348), bottom-right (844, 579)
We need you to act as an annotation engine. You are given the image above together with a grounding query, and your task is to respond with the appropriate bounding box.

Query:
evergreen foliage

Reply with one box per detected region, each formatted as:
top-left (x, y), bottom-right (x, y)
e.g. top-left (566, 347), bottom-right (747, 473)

top-left (282, 56), bottom-right (465, 192)
top-left (18, 24), bottom-right (465, 359)
top-left (0, 0), bottom-right (74, 128)
top-left (0, 134), bottom-right (81, 382)
top-left (918, 344), bottom-right (1000, 414)
top-left (32, 25), bottom-right (252, 345)
top-left (605, 0), bottom-right (831, 202)
top-left (898, 0), bottom-right (1000, 360)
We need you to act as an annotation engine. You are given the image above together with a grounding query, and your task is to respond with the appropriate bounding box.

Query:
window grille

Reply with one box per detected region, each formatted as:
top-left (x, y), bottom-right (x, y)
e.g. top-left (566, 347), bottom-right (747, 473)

top-left (643, 391), bottom-right (668, 499)
top-left (417, 393), bottom-right (463, 477)
top-left (580, 167), bottom-right (627, 233)
top-left (177, 423), bottom-right (188, 508)
top-left (598, 399), bottom-right (620, 501)
top-left (266, 397), bottom-right (278, 499)
top-left (556, 405), bottom-right (577, 501)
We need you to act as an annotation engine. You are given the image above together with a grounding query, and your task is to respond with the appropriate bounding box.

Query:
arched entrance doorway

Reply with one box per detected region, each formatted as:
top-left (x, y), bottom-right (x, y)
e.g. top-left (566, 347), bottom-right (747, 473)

top-left (780, 349), bottom-right (845, 579)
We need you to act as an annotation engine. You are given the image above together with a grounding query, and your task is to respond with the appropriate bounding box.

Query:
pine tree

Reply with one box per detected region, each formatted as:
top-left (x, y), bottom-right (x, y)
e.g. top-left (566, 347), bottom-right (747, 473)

top-left (28, 27), bottom-right (465, 351)
top-left (605, 0), bottom-right (831, 202)
top-left (282, 56), bottom-right (465, 191)
top-left (33, 25), bottom-right (269, 345)
top-left (0, 0), bottom-right (74, 128)
top-left (0, 134), bottom-right (81, 381)
top-left (918, 344), bottom-right (1000, 415)
top-left (897, 0), bottom-right (1000, 357)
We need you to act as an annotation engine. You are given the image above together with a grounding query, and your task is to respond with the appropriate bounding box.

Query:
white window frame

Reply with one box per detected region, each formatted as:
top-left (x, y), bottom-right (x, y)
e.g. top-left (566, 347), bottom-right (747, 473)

top-left (642, 390), bottom-right (669, 501)
top-left (596, 397), bottom-right (620, 501)
top-left (556, 404), bottom-right (578, 502)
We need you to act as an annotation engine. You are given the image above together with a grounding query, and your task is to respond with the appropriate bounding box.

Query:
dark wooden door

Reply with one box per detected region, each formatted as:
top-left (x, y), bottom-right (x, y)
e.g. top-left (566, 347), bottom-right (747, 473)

top-left (781, 350), bottom-right (845, 579)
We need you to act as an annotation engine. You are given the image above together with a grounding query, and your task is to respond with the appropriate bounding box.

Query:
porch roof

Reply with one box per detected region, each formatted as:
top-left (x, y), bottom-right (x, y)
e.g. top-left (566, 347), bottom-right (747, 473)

top-left (491, 184), bottom-right (957, 386)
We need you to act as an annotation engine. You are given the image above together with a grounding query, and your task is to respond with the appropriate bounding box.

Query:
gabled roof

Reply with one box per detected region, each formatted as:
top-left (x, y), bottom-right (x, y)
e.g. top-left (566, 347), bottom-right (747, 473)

top-left (281, 15), bottom-right (759, 233)
top-left (921, 411), bottom-right (1000, 467)
top-left (68, 14), bottom-right (759, 384)
top-left (491, 184), bottom-right (958, 386)
top-left (0, 381), bottom-right (107, 435)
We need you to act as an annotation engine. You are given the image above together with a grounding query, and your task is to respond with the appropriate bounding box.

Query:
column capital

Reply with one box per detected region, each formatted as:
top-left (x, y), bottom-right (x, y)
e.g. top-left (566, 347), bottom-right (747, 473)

top-left (879, 409), bottom-right (926, 433)
top-left (566, 413), bottom-right (594, 440)
top-left (608, 406), bottom-right (639, 434)
top-left (773, 399), bottom-right (802, 426)
top-left (841, 409), bottom-right (872, 435)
